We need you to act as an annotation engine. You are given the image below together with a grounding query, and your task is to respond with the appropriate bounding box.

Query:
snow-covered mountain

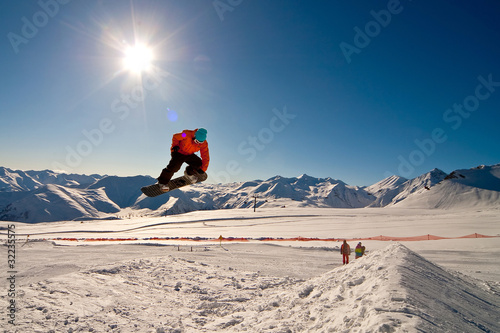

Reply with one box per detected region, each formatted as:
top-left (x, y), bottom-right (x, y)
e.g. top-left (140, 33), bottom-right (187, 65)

top-left (0, 164), bottom-right (499, 222)
top-left (87, 175), bottom-right (153, 209)
top-left (199, 174), bottom-right (375, 210)
top-left (0, 184), bottom-right (120, 223)
top-left (0, 167), bottom-right (101, 192)
top-left (394, 164), bottom-right (500, 209)
top-left (365, 175), bottom-right (408, 206)
top-left (367, 168), bottom-right (448, 207)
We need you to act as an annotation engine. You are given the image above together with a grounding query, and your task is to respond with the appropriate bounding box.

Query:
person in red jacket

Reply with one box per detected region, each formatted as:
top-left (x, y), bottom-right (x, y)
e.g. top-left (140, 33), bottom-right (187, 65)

top-left (157, 128), bottom-right (209, 191)
top-left (340, 240), bottom-right (351, 265)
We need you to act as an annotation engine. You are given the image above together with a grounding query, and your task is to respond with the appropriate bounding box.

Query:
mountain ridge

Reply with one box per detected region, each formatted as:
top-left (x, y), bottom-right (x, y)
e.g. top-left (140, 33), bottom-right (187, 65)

top-left (1, 164), bottom-right (499, 223)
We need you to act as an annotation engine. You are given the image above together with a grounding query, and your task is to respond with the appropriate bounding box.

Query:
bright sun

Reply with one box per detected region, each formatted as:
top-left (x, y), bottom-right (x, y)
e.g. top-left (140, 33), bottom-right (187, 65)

top-left (123, 44), bottom-right (154, 73)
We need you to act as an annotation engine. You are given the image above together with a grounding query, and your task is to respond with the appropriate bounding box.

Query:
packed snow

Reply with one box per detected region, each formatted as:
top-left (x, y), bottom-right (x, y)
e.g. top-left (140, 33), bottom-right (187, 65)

top-left (1, 207), bottom-right (499, 332)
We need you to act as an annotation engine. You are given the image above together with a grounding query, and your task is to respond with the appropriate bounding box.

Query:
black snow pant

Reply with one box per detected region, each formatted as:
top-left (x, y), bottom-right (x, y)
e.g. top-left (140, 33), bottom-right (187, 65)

top-left (157, 152), bottom-right (202, 184)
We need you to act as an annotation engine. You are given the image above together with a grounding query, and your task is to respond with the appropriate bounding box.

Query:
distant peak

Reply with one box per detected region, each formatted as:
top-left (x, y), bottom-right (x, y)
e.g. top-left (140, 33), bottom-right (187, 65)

top-left (429, 168), bottom-right (446, 174)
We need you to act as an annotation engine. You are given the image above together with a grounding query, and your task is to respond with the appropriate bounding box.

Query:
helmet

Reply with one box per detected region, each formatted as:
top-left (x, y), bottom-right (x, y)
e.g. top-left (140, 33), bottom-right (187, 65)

top-left (195, 128), bottom-right (207, 142)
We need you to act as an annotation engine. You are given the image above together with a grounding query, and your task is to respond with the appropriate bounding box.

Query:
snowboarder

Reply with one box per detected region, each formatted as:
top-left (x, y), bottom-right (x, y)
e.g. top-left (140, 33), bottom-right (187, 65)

top-left (340, 240), bottom-right (350, 265)
top-left (156, 128), bottom-right (209, 191)
top-left (355, 242), bottom-right (365, 259)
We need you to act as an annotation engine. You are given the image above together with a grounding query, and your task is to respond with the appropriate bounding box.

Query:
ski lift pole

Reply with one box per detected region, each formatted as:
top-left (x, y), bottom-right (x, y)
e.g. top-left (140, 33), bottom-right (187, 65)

top-left (253, 195), bottom-right (258, 212)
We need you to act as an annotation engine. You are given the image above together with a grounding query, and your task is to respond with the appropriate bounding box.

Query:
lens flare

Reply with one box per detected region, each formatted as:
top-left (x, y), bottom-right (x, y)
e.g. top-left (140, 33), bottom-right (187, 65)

top-left (167, 108), bottom-right (178, 122)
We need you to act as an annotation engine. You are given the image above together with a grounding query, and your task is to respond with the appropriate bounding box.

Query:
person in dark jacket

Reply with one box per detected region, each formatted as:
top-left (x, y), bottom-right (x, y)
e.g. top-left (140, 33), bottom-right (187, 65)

top-left (340, 240), bottom-right (351, 265)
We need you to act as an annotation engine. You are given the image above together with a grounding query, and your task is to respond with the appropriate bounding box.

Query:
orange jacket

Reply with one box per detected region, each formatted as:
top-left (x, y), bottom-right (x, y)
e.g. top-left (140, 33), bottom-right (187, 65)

top-left (171, 129), bottom-right (210, 172)
top-left (341, 243), bottom-right (350, 255)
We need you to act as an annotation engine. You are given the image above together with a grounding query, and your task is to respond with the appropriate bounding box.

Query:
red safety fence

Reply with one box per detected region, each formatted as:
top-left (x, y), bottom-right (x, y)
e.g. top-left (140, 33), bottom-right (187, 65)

top-left (29, 233), bottom-right (499, 243)
top-left (356, 233), bottom-right (498, 241)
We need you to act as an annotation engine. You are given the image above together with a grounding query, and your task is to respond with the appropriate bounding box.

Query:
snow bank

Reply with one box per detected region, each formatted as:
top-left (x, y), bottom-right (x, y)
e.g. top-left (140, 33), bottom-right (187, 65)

top-left (7, 243), bottom-right (499, 332)
top-left (242, 243), bottom-right (500, 332)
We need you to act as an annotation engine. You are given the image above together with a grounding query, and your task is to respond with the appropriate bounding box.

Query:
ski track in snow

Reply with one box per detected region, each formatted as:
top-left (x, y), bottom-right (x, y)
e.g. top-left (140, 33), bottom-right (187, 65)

top-left (6, 215), bottom-right (321, 237)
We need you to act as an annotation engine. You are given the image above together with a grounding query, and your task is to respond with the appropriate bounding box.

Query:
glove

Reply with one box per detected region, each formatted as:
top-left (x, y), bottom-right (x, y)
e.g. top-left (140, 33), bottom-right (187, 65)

top-left (197, 169), bottom-right (205, 175)
top-left (172, 146), bottom-right (180, 153)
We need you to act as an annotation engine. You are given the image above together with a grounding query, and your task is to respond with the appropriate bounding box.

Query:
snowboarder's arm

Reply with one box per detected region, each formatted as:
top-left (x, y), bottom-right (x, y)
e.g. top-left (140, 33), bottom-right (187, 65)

top-left (200, 142), bottom-right (210, 172)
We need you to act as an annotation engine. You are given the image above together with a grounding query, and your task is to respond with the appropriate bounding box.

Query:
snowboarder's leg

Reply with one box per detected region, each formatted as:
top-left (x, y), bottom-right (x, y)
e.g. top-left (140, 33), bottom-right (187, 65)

top-left (184, 154), bottom-right (203, 176)
top-left (157, 152), bottom-right (186, 184)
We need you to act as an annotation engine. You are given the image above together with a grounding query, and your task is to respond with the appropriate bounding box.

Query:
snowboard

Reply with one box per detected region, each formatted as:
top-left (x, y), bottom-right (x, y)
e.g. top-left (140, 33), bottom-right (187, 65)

top-left (141, 171), bottom-right (208, 197)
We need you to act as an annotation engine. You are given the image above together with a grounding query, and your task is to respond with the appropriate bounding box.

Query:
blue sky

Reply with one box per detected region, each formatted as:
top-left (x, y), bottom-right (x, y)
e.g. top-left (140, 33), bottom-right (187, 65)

top-left (1, 0), bottom-right (499, 186)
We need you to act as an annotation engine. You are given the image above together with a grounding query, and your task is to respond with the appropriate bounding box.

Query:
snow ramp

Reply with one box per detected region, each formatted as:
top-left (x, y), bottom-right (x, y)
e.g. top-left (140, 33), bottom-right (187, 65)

top-left (247, 243), bottom-right (500, 332)
top-left (7, 244), bottom-right (499, 332)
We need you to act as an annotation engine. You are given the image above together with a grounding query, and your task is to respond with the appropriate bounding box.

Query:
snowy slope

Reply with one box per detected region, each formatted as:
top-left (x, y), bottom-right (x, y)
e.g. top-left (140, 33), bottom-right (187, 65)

top-left (88, 175), bottom-right (154, 208)
top-left (367, 169), bottom-right (447, 207)
top-left (366, 174), bottom-right (408, 193)
top-left (0, 184), bottom-right (120, 223)
top-left (395, 164), bottom-right (500, 209)
top-left (389, 168), bottom-right (448, 205)
top-left (443, 164), bottom-right (500, 191)
top-left (366, 174), bottom-right (408, 206)
top-left (0, 167), bottom-right (102, 192)
top-left (7, 243), bottom-right (499, 332)
top-left (0, 167), bottom-right (41, 192)
top-left (25, 169), bottom-right (102, 189)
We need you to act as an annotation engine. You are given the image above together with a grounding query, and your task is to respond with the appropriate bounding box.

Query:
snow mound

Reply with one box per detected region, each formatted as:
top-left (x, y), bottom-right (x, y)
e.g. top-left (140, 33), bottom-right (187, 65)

top-left (10, 244), bottom-right (499, 332)
top-left (245, 243), bottom-right (500, 332)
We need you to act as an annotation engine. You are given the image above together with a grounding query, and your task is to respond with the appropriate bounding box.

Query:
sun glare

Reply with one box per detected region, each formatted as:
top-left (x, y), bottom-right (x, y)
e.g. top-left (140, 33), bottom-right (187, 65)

top-left (123, 44), bottom-right (154, 73)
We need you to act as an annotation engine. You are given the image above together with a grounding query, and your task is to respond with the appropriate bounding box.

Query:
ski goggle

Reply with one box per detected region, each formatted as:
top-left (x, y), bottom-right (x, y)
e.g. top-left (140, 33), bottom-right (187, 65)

top-left (194, 139), bottom-right (203, 144)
